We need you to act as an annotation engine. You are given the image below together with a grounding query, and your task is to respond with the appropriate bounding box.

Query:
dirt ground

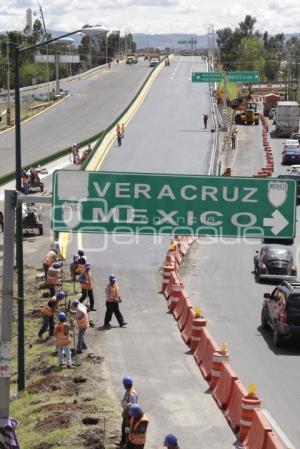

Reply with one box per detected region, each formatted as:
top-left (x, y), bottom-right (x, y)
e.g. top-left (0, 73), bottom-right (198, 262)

top-left (7, 266), bottom-right (120, 449)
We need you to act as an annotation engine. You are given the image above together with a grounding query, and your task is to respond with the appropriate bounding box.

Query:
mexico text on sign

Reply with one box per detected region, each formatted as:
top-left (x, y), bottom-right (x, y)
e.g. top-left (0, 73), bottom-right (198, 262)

top-left (52, 171), bottom-right (296, 238)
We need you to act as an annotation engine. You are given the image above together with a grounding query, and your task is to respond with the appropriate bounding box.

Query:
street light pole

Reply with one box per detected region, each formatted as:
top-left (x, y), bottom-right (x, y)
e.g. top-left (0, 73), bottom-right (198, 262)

top-left (14, 28), bottom-right (83, 392)
top-left (6, 33), bottom-right (11, 125)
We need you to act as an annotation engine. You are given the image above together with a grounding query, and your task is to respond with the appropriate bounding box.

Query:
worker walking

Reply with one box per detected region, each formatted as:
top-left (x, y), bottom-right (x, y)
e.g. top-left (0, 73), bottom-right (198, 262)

top-left (125, 404), bottom-right (149, 449)
top-left (54, 312), bottom-right (72, 368)
top-left (104, 275), bottom-right (127, 328)
top-left (79, 263), bottom-right (96, 311)
top-left (46, 262), bottom-right (62, 297)
top-left (69, 300), bottom-right (89, 354)
top-left (117, 376), bottom-right (138, 448)
top-left (121, 124), bottom-right (125, 138)
top-left (163, 434), bottom-right (180, 449)
top-left (43, 248), bottom-right (58, 277)
top-left (38, 291), bottom-right (65, 339)
top-left (117, 130), bottom-right (122, 146)
top-left (203, 113), bottom-right (208, 129)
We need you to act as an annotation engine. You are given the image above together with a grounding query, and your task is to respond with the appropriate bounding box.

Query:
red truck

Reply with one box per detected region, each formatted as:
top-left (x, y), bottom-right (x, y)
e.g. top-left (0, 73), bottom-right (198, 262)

top-left (263, 93), bottom-right (280, 116)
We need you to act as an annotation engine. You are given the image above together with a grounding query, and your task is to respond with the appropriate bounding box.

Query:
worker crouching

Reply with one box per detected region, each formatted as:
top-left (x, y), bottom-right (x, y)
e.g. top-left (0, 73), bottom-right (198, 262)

top-left (54, 312), bottom-right (72, 368)
top-left (38, 291), bottom-right (65, 339)
top-left (69, 300), bottom-right (89, 354)
top-left (125, 404), bottom-right (149, 449)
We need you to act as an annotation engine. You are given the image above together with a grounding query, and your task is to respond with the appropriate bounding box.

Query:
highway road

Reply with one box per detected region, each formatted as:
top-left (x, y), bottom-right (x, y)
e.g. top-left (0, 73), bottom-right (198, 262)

top-left (65, 56), bottom-right (236, 447)
top-left (181, 119), bottom-right (300, 448)
top-left (0, 59), bottom-right (151, 177)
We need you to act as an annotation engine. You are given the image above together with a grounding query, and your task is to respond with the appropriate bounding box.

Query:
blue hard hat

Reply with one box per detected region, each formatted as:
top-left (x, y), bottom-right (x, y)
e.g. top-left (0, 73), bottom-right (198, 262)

top-left (122, 376), bottom-right (133, 386)
top-left (52, 262), bottom-right (61, 269)
top-left (58, 312), bottom-right (66, 321)
top-left (109, 274), bottom-right (116, 282)
top-left (85, 263), bottom-right (91, 269)
top-left (129, 404), bottom-right (141, 417)
top-left (71, 300), bottom-right (79, 308)
top-left (164, 434), bottom-right (178, 447)
top-left (56, 291), bottom-right (65, 300)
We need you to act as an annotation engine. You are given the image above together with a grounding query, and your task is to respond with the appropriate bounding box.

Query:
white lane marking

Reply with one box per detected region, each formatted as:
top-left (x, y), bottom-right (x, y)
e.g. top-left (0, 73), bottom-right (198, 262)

top-left (170, 57), bottom-right (181, 80)
top-left (262, 409), bottom-right (296, 449)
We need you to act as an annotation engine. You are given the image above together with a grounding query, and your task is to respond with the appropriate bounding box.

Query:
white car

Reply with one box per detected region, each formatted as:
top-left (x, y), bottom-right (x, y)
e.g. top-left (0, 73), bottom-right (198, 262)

top-left (289, 165), bottom-right (300, 174)
top-left (149, 58), bottom-right (159, 67)
top-left (282, 139), bottom-right (300, 154)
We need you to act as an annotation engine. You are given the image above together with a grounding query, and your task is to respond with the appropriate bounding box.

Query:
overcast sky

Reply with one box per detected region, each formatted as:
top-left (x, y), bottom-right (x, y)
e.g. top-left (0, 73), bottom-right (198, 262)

top-left (1, 0), bottom-right (300, 36)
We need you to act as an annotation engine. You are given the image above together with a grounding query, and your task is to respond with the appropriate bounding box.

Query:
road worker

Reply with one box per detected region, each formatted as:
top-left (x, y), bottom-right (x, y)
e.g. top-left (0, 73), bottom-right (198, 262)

top-left (163, 434), bottom-right (180, 449)
top-left (70, 250), bottom-right (87, 279)
top-left (203, 113), bottom-right (208, 129)
top-left (46, 262), bottom-right (62, 297)
top-left (38, 291), bottom-right (65, 339)
top-left (54, 311), bottom-right (72, 368)
top-left (43, 248), bottom-right (58, 277)
top-left (116, 123), bottom-right (121, 134)
top-left (117, 129), bottom-right (122, 146)
top-left (104, 275), bottom-right (127, 328)
top-left (22, 170), bottom-right (29, 195)
top-left (125, 404), bottom-right (149, 449)
top-left (117, 376), bottom-right (138, 448)
top-left (69, 300), bottom-right (89, 354)
top-left (121, 124), bottom-right (125, 138)
top-left (79, 263), bottom-right (96, 311)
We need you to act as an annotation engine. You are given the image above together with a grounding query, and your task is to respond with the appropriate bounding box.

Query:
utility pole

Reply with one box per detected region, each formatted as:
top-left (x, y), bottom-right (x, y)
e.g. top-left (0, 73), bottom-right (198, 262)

top-left (6, 32), bottom-right (11, 126)
top-left (37, 1), bottom-right (50, 103)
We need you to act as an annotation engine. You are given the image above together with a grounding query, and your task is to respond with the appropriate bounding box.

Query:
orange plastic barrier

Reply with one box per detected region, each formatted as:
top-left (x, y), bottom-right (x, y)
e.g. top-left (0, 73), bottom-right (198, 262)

top-left (178, 300), bottom-right (193, 331)
top-left (265, 432), bottom-right (285, 449)
top-left (212, 361), bottom-right (238, 409)
top-left (242, 409), bottom-right (272, 449)
top-left (193, 327), bottom-right (210, 366)
top-left (161, 264), bottom-right (175, 293)
top-left (173, 290), bottom-right (189, 321)
top-left (181, 307), bottom-right (195, 345)
top-left (210, 350), bottom-right (229, 390)
top-left (239, 393), bottom-right (261, 441)
top-left (224, 380), bottom-right (248, 432)
top-left (199, 334), bottom-right (220, 380)
top-left (164, 271), bottom-right (176, 300)
top-left (168, 282), bottom-right (184, 312)
top-left (191, 317), bottom-right (207, 352)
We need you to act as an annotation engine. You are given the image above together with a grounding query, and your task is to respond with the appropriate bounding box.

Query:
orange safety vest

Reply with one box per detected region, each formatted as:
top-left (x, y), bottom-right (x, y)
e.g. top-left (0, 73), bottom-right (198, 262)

top-left (80, 271), bottom-right (93, 290)
top-left (128, 415), bottom-right (149, 445)
top-left (41, 299), bottom-right (58, 317)
top-left (55, 322), bottom-right (71, 347)
top-left (43, 250), bottom-right (57, 267)
top-left (77, 308), bottom-right (89, 329)
top-left (47, 267), bottom-right (60, 285)
top-left (106, 283), bottom-right (119, 302)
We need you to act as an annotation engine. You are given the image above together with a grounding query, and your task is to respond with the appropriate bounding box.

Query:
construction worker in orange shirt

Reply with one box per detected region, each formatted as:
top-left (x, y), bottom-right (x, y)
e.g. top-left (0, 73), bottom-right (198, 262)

top-left (69, 300), bottom-right (89, 354)
top-left (38, 291), bottom-right (65, 339)
top-left (54, 312), bottom-right (72, 368)
top-left (104, 275), bottom-right (127, 328)
top-left (43, 248), bottom-right (58, 277)
top-left (46, 262), bottom-right (62, 297)
top-left (163, 434), bottom-right (180, 449)
top-left (117, 376), bottom-right (138, 448)
top-left (79, 263), bottom-right (96, 311)
top-left (125, 404), bottom-right (149, 449)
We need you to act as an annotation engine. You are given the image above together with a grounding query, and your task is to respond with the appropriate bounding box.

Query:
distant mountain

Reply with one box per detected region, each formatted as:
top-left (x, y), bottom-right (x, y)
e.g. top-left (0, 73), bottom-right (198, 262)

top-left (133, 33), bottom-right (209, 50)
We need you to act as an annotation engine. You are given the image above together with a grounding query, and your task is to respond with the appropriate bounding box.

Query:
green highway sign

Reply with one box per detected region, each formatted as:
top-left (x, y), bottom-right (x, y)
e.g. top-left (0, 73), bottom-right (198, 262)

top-left (178, 40), bottom-right (197, 44)
top-left (192, 72), bottom-right (223, 83)
top-left (227, 71), bottom-right (260, 83)
top-left (52, 171), bottom-right (296, 238)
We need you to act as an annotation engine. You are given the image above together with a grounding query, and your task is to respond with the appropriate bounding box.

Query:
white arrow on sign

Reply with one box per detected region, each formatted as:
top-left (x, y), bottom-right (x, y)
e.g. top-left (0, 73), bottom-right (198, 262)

top-left (263, 210), bottom-right (289, 235)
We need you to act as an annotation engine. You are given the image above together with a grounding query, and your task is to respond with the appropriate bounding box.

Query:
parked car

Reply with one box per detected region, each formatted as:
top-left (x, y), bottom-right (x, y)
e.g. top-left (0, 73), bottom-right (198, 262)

top-left (254, 244), bottom-right (297, 282)
top-left (291, 132), bottom-right (300, 143)
top-left (288, 164), bottom-right (300, 174)
top-left (261, 281), bottom-right (300, 346)
top-left (282, 149), bottom-right (300, 165)
top-left (277, 173), bottom-right (300, 203)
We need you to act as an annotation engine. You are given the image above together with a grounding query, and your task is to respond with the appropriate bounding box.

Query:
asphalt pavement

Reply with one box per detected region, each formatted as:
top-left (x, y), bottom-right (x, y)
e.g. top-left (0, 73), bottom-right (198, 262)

top-left (181, 118), bottom-right (300, 449)
top-left (65, 56), bottom-right (236, 448)
top-left (0, 59), bottom-right (151, 177)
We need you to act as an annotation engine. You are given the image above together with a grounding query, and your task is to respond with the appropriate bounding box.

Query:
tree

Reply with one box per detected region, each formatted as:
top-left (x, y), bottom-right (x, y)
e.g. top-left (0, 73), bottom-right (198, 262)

top-left (264, 33), bottom-right (284, 81)
top-left (236, 36), bottom-right (265, 73)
